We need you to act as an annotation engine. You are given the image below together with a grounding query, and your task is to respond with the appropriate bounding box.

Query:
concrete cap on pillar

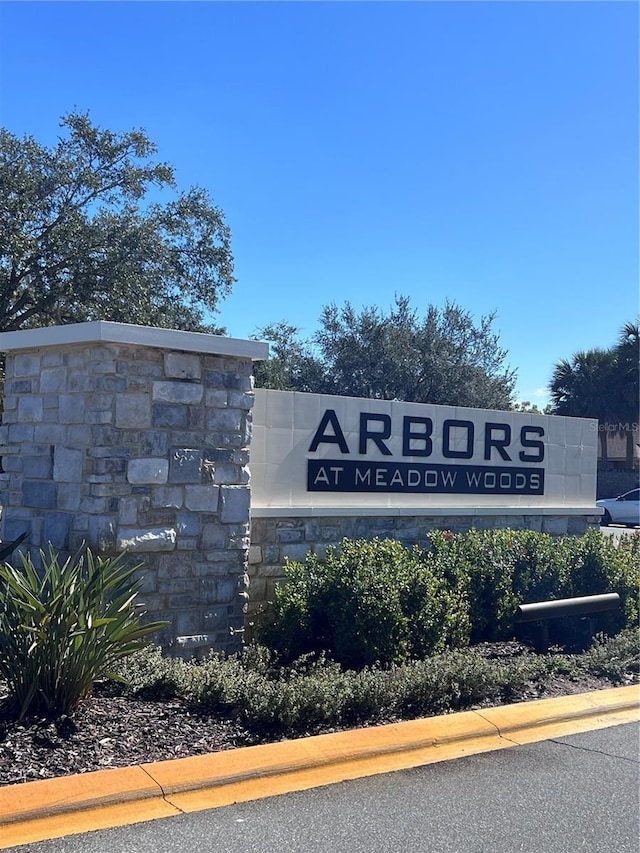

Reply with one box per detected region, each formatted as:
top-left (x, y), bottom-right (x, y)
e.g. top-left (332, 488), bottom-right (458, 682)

top-left (0, 321), bottom-right (269, 360)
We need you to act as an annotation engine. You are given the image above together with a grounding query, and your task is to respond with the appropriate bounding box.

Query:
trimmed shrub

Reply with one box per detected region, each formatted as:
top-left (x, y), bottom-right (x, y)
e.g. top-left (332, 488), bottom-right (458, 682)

top-left (260, 529), bottom-right (639, 662)
top-left (509, 530), bottom-right (564, 603)
top-left (425, 528), bottom-right (638, 642)
top-left (259, 538), bottom-right (467, 669)
top-left (580, 627), bottom-right (640, 682)
top-left (107, 628), bottom-right (639, 741)
top-left (112, 643), bottom-right (186, 701)
top-left (613, 535), bottom-right (640, 628)
top-left (553, 529), bottom-right (639, 634)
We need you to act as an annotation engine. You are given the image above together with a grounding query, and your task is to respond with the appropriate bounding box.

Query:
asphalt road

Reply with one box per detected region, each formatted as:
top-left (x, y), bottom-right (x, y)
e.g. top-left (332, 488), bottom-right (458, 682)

top-left (9, 722), bottom-right (639, 853)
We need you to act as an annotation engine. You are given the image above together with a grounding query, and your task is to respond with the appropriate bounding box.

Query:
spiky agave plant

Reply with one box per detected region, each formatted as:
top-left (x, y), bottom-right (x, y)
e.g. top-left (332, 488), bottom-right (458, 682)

top-left (0, 546), bottom-right (169, 719)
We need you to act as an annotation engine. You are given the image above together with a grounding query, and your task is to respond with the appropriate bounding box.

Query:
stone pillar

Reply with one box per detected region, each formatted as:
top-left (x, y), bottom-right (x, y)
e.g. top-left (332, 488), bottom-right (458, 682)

top-left (0, 322), bottom-right (268, 656)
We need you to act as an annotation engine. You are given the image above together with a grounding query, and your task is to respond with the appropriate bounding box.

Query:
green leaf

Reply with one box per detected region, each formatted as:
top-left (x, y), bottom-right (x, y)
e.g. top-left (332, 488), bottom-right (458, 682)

top-left (0, 546), bottom-right (169, 716)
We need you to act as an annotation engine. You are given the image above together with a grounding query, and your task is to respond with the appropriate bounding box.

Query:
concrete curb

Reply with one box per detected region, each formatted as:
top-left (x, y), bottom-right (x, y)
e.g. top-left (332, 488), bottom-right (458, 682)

top-left (1, 685), bottom-right (638, 849)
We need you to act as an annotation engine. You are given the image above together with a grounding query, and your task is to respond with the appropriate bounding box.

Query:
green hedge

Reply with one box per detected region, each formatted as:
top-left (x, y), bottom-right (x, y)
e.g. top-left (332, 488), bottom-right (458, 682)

top-left (111, 628), bottom-right (640, 739)
top-left (258, 529), bottom-right (640, 668)
top-left (259, 538), bottom-right (469, 668)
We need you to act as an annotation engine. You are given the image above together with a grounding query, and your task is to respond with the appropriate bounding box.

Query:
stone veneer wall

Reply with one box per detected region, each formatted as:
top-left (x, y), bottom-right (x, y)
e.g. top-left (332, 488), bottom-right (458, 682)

top-left (0, 330), bottom-right (264, 656)
top-left (247, 510), bottom-right (602, 621)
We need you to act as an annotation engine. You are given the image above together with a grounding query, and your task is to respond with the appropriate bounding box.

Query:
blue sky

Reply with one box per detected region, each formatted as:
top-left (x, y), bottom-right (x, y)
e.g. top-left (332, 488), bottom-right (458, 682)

top-left (1, 1), bottom-right (637, 407)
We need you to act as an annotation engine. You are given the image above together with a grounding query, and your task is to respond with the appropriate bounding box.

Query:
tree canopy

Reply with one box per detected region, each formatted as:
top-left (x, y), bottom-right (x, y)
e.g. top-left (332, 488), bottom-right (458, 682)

top-left (254, 296), bottom-right (517, 410)
top-left (0, 112), bottom-right (234, 333)
top-left (549, 321), bottom-right (639, 466)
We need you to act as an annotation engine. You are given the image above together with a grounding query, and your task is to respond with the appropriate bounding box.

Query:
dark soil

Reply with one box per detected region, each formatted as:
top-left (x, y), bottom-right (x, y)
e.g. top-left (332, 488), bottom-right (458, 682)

top-left (0, 686), bottom-right (255, 788)
top-left (0, 644), bottom-right (632, 789)
top-left (0, 675), bottom-right (618, 789)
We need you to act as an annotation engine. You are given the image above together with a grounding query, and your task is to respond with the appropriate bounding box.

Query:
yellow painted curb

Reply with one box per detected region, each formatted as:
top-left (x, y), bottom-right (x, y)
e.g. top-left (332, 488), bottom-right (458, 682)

top-left (0, 685), bottom-right (638, 849)
top-left (480, 685), bottom-right (640, 743)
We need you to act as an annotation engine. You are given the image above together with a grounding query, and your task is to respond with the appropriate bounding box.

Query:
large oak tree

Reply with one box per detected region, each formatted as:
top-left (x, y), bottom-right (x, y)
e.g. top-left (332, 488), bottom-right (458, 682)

top-left (254, 296), bottom-right (517, 410)
top-left (0, 112), bottom-right (234, 333)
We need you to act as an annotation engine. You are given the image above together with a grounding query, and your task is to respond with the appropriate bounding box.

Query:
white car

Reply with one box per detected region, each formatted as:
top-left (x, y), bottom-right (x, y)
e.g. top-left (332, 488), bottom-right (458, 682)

top-left (596, 488), bottom-right (640, 527)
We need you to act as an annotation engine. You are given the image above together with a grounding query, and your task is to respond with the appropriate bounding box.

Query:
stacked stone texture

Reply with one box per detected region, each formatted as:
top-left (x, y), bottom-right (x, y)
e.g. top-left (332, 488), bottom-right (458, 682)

top-left (0, 343), bottom-right (255, 656)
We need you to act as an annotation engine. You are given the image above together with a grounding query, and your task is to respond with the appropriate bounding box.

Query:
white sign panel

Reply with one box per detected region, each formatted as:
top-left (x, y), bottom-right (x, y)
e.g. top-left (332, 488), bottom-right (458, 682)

top-left (250, 389), bottom-right (598, 510)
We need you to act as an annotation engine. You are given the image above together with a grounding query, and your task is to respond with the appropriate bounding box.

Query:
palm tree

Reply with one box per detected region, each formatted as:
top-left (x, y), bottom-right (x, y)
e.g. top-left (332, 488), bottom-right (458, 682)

top-left (549, 348), bottom-right (617, 465)
top-left (612, 322), bottom-right (639, 467)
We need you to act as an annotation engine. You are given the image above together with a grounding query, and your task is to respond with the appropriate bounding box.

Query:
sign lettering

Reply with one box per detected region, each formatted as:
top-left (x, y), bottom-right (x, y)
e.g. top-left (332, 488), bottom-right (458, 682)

top-left (307, 408), bottom-right (546, 495)
top-left (308, 460), bottom-right (544, 495)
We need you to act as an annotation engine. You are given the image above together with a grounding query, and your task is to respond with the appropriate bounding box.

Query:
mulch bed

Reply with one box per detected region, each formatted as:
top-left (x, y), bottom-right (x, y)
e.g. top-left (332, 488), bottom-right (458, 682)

top-left (0, 644), bottom-right (632, 788)
top-left (0, 688), bottom-right (253, 788)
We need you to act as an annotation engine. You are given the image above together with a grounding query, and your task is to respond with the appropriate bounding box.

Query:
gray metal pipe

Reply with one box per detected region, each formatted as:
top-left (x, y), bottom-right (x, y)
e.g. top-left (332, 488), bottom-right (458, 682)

top-left (516, 593), bottom-right (620, 623)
